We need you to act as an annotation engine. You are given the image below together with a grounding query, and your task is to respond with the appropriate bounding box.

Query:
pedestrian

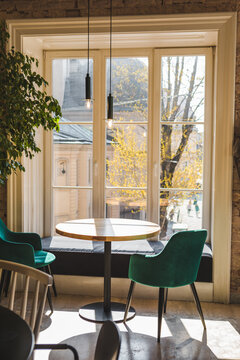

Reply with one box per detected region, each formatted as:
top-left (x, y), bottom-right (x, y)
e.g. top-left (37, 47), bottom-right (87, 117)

top-left (193, 198), bottom-right (200, 217)
top-left (187, 200), bottom-right (192, 216)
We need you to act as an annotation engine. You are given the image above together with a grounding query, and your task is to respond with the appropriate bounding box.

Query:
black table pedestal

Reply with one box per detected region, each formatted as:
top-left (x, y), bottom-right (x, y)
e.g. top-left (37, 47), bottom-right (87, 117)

top-left (79, 301), bottom-right (135, 323)
top-left (79, 242), bottom-right (136, 323)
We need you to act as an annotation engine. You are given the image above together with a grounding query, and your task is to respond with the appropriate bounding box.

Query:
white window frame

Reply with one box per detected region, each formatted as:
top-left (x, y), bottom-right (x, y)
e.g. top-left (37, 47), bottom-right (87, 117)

top-left (152, 47), bottom-right (213, 232)
top-left (46, 48), bottom-right (153, 226)
top-left (47, 48), bottom-right (211, 234)
top-left (6, 13), bottom-right (236, 303)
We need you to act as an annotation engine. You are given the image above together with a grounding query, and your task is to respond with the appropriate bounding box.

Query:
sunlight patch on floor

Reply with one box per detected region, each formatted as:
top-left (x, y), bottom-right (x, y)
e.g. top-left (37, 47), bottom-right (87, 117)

top-left (120, 315), bottom-right (172, 338)
top-left (35, 310), bottom-right (97, 360)
top-left (182, 318), bottom-right (240, 359)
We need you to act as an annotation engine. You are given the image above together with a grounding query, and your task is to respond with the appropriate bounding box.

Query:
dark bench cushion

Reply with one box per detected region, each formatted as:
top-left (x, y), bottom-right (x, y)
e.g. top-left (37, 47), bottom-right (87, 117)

top-left (42, 237), bottom-right (212, 282)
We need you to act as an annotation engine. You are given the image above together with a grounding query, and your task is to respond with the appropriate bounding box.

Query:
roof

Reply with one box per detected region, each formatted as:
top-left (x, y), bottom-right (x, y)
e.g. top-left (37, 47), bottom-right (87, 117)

top-left (54, 117), bottom-right (113, 144)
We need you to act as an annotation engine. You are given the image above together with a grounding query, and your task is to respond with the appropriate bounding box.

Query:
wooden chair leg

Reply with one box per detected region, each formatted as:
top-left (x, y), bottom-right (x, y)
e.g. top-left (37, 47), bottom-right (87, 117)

top-left (4, 270), bottom-right (11, 297)
top-left (47, 288), bottom-right (53, 313)
top-left (190, 283), bottom-right (206, 329)
top-left (47, 265), bottom-right (57, 297)
top-left (124, 280), bottom-right (135, 323)
top-left (158, 287), bottom-right (165, 342)
top-left (164, 288), bottom-right (168, 314)
top-left (0, 269), bottom-right (6, 300)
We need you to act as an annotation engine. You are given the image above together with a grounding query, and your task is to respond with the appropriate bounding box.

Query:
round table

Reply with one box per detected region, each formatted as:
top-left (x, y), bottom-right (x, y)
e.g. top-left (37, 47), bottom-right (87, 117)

top-left (0, 305), bottom-right (34, 360)
top-left (56, 218), bottom-right (160, 323)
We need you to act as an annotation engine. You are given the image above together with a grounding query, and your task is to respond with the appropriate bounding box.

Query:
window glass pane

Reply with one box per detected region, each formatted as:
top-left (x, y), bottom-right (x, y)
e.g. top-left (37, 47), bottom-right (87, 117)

top-left (160, 124), bottom-right (203, 190)
top-left (106, 57), bottom-right (148, 122)
top-left (52, 58), bottom-right (93, 122)
top-left (160, 190), bottom-right (202, 240)
top-left (161, 56), bottom-right (205, 123)
top-left (106, 189), bottom-right (146, 220)
top-left (53, 189), bottom-right (92, 233)
top-left (53, 124), bottom-right (93, 187)
top-left (160, 55), bottom-right (205, 239)
top-left (106, 124), bottom-right (147, 188)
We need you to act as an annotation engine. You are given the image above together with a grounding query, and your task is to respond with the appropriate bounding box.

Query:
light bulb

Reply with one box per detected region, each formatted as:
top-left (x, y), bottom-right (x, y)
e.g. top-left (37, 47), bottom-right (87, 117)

top-left (86, 99), bottom-right (91, 109)
top-left (107, 119), bottom-right (113, 128)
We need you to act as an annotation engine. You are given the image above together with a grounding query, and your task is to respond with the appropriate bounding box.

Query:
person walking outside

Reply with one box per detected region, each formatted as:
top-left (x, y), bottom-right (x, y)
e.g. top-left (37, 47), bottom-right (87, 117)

top-left (193, 198), bottom-right (200, 218)
top-left (187, 200), bottom-right (192, 216)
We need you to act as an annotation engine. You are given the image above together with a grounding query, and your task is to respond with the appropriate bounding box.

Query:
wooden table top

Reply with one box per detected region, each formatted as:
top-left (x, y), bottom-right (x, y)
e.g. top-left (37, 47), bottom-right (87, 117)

top-left (56, 218), bottom-right (160, 242)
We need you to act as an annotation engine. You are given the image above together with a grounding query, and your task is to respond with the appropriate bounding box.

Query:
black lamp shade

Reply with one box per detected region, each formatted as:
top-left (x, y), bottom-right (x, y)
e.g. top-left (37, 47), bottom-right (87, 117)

top-left (107, 93), bottom-right (113, 120)
top-left (85, 73), bottom-right (91, 100)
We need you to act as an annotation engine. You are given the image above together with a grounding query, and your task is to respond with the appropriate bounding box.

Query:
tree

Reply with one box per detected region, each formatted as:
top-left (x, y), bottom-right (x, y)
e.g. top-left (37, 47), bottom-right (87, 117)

top-left (0, 21), bottom-right (61, 185)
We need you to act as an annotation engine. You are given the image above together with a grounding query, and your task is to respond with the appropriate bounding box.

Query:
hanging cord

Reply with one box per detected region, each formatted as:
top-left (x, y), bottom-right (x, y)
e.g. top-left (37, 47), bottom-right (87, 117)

top-left (87, 0), bottom-right (90, 74)
top-left (109, 0), bottom-right (112, 94)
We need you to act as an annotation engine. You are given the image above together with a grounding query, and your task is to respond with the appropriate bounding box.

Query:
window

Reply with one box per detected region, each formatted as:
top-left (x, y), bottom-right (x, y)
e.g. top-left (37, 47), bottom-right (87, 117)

top-left (157, 51), bottom-right (211, 239)
top-left (105, 57), bottom-right (148, 221)
top-left (52, 58), bottom-right (93, 230)
top-left (48, 48), bottom-right (212, 241)
top-left (8, 14), bottom-right (236, 303)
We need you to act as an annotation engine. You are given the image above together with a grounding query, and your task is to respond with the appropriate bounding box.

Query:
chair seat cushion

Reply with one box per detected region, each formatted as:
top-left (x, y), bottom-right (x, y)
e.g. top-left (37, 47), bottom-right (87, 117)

top-left (34, 250), bottom-right (56, 268)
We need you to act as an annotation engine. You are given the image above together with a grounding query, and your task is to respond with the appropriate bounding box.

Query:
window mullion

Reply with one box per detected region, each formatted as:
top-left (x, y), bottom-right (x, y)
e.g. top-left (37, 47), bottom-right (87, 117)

top-left (150, 49), bottom-right (161, 225)
top-left (93, 50), bottom-right (105, 218)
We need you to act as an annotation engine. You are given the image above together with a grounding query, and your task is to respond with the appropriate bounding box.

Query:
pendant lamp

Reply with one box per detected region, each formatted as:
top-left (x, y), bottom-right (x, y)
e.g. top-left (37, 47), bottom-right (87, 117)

top-left (85, 0), bottom-right (91, 108)
top-left (107, 0), bottom-right (113, 128)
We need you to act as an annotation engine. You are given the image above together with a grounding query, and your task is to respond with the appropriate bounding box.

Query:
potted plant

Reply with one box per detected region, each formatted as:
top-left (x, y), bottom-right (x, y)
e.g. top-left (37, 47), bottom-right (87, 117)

top-left (0, 20), bottom-right (61, 185)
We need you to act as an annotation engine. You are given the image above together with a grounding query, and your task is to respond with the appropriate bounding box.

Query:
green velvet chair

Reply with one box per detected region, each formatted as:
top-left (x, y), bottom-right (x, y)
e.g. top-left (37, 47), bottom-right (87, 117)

top-left (124, 229), bottom-right (207, 342)
top-left (0, 218), bottom-right (57, 311)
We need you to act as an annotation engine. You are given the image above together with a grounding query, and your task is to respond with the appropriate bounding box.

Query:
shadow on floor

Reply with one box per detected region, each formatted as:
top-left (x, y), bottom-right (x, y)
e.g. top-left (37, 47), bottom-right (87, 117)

top-left (47, 328), bottom-right (217, 360)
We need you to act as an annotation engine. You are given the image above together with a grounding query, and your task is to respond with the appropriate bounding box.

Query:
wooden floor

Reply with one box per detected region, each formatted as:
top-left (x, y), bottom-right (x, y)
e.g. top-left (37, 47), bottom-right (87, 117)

top-left (35, 295), bottom-right (240, 360)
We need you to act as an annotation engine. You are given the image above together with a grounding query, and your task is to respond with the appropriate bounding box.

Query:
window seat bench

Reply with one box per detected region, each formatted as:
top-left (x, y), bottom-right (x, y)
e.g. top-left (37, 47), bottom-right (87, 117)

top-left (42, 237), bottom-right (212, 282)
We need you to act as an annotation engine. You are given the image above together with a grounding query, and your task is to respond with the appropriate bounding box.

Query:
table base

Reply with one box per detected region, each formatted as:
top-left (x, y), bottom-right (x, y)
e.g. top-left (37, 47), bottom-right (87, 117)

top-left (79, 302), bottom-right (135, 323)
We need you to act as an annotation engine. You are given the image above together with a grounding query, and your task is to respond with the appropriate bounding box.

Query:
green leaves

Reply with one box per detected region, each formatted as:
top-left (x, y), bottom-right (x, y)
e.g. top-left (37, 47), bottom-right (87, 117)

top-left (0, 20), bottom-right (62, 184)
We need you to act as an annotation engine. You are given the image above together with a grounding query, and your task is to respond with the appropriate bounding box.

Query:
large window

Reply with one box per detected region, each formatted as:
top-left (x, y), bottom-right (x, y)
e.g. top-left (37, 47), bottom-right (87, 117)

top-left (49, 48), bottom-right (212, 240)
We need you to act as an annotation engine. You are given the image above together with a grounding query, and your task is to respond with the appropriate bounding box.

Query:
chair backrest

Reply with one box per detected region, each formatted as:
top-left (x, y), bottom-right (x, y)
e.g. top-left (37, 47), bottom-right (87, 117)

top-left (0, 260), bottom-right (52, 340)
top-left (0, 219), bottom-right (36, 267)
top-left (129, 230), bottom-right (207, 288)
top-left (94, 320), bottom-right (121, 360)
top-left (0, 305), bottom-right (34, 360)
top-left (0, 218), bottom-right (9, 241)
top-left (159, 230), bottom-right (207, 287)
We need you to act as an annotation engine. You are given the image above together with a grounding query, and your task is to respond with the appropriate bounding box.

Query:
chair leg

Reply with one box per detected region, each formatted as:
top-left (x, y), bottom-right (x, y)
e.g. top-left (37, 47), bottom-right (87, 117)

top-left (0, 269), bottom-right (6, 300)
top-left (158, 288), bottom-right (165, 342)
top-left (164, 288), bottom-right (168, 314)
top-left (47, 265), bottom-right (57, 297)
top-left (47, 288), bottom-right (54, 313)
top-left (124, 280), bottom-right (135, 323)
top-left (4, 270), bottom-right (11, 297)
top-left (190, 282), bottom-right (206, 329)
top-left (35, 344), bottom-right (79, 360)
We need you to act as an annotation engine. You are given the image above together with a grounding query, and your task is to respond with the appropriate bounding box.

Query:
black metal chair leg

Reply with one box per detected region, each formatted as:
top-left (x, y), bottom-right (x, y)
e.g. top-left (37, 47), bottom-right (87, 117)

top-left (164, 288), bottom-right (168, 314)
top-left (47, 265), bottom-right (57, 297)
top-left (190, 282), bottom-right (206, 329)
top-left (47, 288), bottom-right (53, 313)
top-left (158, 287), bottom-right (165, 342)
top-left (35, 344), bottom-right (79, 360)
top-left (124, 280), bottom-right (135, 323)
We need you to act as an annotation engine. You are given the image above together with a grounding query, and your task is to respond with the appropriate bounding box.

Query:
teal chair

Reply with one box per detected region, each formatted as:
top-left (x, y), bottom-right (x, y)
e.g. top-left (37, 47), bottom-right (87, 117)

top-left (124, 230), bottom-right (207, 342)
top-left (0, 218), bottom-right (56, 311)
